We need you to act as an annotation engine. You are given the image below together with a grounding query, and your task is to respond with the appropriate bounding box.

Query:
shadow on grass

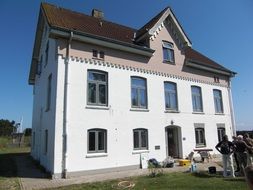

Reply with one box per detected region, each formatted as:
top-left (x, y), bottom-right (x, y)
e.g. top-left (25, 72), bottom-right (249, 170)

top-left (223, 177), bottom-right (245, 182)
top-left (0, 152), bottom-right (50, 179)
top-left (192, 171), bottom-right (223, 178)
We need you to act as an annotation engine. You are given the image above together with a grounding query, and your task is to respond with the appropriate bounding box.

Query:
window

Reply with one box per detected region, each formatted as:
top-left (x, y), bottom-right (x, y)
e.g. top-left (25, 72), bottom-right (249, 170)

top-left (217, 124), bottom-right (226, 142)
top-left (44, 130), bottom-right (48, 154)
top-left (133, 129), bottom-right (148, 150)
top-left (32, 132), bottom-right (35, 149)
top-left (191, 86), bottom-right (203, 112)
top-left (88, 129), bottom-right (107, 153)
top-left (45, 41), bottom-right (49, 66)
top-left (37, 55), bottom-right (42, 75)
top-left (164, 82), bottom-right (178, 110)
top-left (92, 50), bottom-right (98, 58)
top-left (162, 41), bottom-right (174, 63)
top-left (213, 89), bottom-right (223, 113)
top-left (87, 70), bottom-right (108, 106)
top-left (131, 77), bottom-right (147, 109)
top-left (194, 124), bottom-right (206, 147)
top-left (46, 74), bottom-right (52, 111)
top-left (99, 51), bottom-right (105, 59)
top-left (214, 76), bottom-right (220, 83)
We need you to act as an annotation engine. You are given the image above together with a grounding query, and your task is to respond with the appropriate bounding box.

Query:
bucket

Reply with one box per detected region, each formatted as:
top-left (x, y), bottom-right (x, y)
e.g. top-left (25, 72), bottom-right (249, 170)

top-left (208, 166), bottom-right (216, 174)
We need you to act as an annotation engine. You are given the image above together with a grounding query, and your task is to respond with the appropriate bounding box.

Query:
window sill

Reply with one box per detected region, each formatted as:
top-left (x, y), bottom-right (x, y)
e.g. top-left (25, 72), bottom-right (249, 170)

top-left (86, 153), bottom-right (108, 158)
top-left (92, 57), bottom-right (105, 61)
top-left (130, 108), bottom-right (149, 112)
top-left (192, 112), bottom-right (205, 115)
top-left (195, 145), bottom-right (206, 148)
top-left (86, 105), bottom-right (110, 110)
top-left (215, 113), bottom-right (225, 115)
top-left (164, 110), bottom-right (180, 113)
top-left (163, 60), bottom-right (175, 65)
top-left (132, 150), bottom-right (149, 154)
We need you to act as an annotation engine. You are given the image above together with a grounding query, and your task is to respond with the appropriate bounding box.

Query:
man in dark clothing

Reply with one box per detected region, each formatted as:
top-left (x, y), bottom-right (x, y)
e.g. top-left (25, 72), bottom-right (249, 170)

top-left (232, 136), bottom-right (240, 172)
top-left (234, 135), bottom-right (253, 176)
top-left (215, 135), bottom-right (235, 177)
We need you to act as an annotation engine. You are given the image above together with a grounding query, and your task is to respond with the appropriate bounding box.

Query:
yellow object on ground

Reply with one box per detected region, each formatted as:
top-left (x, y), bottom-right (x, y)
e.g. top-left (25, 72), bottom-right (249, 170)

top-left (179, 159), bottom-right (191, 166)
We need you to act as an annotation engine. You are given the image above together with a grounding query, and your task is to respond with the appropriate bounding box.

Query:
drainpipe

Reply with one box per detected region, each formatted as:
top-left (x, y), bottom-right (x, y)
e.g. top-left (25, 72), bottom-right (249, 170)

top-left (62, 31), bottom-right (73, 178)
top-left (228, 78), bottom-right (236, 137)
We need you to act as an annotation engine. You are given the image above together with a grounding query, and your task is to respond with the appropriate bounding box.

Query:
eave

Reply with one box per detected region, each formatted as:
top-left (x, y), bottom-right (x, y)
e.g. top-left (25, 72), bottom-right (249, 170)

top-left (186, 60), bottom-right (236, 77)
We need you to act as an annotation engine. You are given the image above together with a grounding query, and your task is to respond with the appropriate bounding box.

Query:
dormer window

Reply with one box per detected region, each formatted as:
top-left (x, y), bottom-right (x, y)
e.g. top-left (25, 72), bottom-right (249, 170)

top-left (162, 41), bottom-right (174, 63)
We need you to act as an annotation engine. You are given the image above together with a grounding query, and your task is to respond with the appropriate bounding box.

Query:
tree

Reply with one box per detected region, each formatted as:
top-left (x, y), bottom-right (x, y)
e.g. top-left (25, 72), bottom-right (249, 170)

top-left (24, 128), bottom-right (32, 136)
top-left (0, 119), bottom-right (17, 136)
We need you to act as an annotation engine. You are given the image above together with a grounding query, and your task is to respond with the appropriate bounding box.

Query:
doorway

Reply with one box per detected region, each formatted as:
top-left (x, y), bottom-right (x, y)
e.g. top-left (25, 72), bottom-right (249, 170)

top-left (165, 126), bottom-right (182, 158)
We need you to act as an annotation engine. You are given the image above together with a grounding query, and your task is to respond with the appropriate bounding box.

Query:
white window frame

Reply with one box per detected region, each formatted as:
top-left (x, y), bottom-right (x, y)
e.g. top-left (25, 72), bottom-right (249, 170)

top-left (162, 41), bottom-right (175, 63)
top-left (217, 124), bottom-right (226, 142)
top-left (191, 86), bottom-right (203, 112)
top-left (213, 89), bottom-right (224, 113)
top-left (133, 128), bottom-right (148, 150)
top-left (164, 82), bottom-right (178, 111)
top-left (194, 124), bottom-right (206, 147)
top-left (131, 77), bottom-right (148, 109)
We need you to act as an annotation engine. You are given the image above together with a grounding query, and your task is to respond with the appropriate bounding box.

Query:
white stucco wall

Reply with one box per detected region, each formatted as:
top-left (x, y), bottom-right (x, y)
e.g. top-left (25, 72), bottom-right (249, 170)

top-left (51, 55), bottom-right (233, 175)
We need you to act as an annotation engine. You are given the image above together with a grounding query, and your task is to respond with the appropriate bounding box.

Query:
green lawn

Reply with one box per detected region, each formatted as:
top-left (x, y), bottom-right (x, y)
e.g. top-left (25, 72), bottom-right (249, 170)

top-left (0, 136), bottom-right (30, 190)
top-left (49, 172), bottom-right (247, 190)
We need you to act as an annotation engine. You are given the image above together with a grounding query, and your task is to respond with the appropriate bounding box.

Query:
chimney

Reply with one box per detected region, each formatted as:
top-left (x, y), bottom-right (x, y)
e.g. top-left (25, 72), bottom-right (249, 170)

top-left (92, 9), bottom-right (104, 19)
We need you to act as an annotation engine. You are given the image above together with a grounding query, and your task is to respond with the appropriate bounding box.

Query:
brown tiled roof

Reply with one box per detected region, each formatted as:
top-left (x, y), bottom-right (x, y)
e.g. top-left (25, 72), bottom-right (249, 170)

top-left (185, 48), bottom-right (234, 73)
top-left (135, 7), bottom-right (169, 39)
top-left (42, 3), bottom-right (136, 44)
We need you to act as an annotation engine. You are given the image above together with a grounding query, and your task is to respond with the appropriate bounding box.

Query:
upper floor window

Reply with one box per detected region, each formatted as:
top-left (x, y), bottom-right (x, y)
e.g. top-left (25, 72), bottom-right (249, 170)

top-left (162, 41), bottom-right (174, 63)
top-left (88, 129), bottom-right (107, 153)
top-left (45, 41), bottom-right (49, 66)
top-left (46, 74), bottom-right (52, 111)
top-left (213, 89), bottom-right (223, 113)
top-left (99, 51), bottom-right (105, 59)
top-left (92, 49), bottom-right (105, 59)
top-left (44, 130), bottom-right (48, 154)
top-left (87, 70), bottom-right (108, 106)
top-left (164, 82), bottom-right (178, 111)
top-left (191, 86), bottom-right (203, 112)
top-left (194, 124), bottom-right (206, 147)
top-left (92, 49), bottom-right (98, 58)
top-left (133, 128), bottom-right (148, 150)
top-left (131, 77), bottom-right (147, 109)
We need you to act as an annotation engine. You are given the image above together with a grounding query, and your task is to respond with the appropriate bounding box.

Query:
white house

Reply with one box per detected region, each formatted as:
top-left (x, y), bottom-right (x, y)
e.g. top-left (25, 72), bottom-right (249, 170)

top-left (29, 3), bottom-right (236, 178)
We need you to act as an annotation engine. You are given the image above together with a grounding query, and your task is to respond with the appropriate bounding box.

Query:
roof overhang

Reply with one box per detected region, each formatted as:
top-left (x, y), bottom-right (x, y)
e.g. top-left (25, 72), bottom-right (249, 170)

top-left (50, 27), bottom-right (155, 57)
top-left (186, 60), bottom-right (236, 77)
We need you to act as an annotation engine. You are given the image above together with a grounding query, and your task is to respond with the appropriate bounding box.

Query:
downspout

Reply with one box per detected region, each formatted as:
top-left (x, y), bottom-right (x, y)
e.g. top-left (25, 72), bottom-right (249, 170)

top-left (62, 31), bottom-right (73, 178)
top-left (228, 78), bottom-right (236, 137)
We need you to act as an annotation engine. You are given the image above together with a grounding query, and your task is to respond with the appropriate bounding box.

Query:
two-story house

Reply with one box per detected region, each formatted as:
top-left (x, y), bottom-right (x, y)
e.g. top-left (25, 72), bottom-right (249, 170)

top-left (29, 3), bottom-right (236, 178)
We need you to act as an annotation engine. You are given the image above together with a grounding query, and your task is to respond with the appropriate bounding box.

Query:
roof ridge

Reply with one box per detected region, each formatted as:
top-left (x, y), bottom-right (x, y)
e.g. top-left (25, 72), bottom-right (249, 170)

top-left (41, 2), bottom-right (137, 32)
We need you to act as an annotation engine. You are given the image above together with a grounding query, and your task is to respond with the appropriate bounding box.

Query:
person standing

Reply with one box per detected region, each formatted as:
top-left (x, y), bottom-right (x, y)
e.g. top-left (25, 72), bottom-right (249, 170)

top-left (232, 136), bottom-right (240, 172)
top-left (215, 135), bottom-right (235, 177)
top-left (243, 133), bottom-right (253, 166)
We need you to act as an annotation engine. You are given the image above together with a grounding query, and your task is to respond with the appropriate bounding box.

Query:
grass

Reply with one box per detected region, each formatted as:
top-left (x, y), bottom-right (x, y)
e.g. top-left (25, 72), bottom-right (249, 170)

top-left (0, 136), bottom-right (31, 190)
top-left (49, 172), bottom-right (247, 190)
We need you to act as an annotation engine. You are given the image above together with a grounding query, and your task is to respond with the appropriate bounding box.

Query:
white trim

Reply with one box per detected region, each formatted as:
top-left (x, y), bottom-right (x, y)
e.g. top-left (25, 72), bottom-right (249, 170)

top-left (132, 150), bottom-right (150, 154)
top-left (86, 153), bottom-right (108, 158)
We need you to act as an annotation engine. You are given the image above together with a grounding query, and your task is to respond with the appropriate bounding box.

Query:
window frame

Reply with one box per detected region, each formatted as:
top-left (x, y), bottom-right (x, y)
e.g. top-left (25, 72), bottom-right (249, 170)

top-left (131, 76), bottom-right (148, 109)
top-left (194, 124), bottom-right (206, 147)
top-left (213, 89), bottom-right (224, 114)
top-left (164, 81), bottom-right (178, 111)
top-left (191, 86), bottom-right (203, 112)
top-left (92, 49), bottom-right (98, 58)
top-left (133, 128), bottom-right (149, 150)
top-left (45, 41), bottom-right (49, 67)
top-left (217, 124), bottom-right (226, 142)
top-left (87, 128), bottom-right (107, 153)
top-left (87, 70), bottom-right (108, 106)
top-left (162, 41), bottom-right (175, 63)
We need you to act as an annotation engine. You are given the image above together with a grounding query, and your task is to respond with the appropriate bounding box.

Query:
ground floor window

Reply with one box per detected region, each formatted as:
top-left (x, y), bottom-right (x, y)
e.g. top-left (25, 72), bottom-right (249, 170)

top-left (44, 130), bottom-right (48, 154)
top-left (133, 128), bottom-right (148, 150)
top-left (194, 124), bottom-right (206, 147)
top-left (217, 124), bottom-right (226, 142)
top-left (88, 129), bottom-right (107, 153)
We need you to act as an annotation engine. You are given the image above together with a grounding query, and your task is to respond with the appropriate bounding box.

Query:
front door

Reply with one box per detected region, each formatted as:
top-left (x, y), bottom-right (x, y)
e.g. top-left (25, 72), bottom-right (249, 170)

top-left (167, 127), bottom-right (179, 158)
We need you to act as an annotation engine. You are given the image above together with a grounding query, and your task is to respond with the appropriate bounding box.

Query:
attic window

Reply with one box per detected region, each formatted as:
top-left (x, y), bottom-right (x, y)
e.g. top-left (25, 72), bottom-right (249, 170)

top-left (214, 76), bottom-right (220, 83)
top-left (92, 50), bottom-right (98, 58)
top-left (99, 51), bottom-right (104, 59)
top-left (162, 41), bottom-right (175, 63)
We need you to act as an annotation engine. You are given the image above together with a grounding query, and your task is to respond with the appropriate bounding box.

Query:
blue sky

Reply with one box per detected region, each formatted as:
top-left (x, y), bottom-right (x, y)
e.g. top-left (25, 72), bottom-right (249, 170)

top-left (0, 0), bottom-right (252, 130)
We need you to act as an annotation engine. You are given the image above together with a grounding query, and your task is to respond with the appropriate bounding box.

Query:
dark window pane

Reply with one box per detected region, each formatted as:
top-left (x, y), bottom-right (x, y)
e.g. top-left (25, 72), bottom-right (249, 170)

top-left (100, 51), bottom-right (104, 59)
top-left (132, 78), bottom-right (145, 87)
top-left (99, 84), bottom-right (106, 104)
top-left (93, 50), bottom-right (98, 57)
top-left (88, 72), bottom-right (106, 82)
top-left (140, 89), bottom-right (147, 107)
top-left (88, 83), bottom-right (96, 103)
top-left (131, 88), bottom-right (138, 106)
top-left (133, 131), bottom-right (139, 148)
top-left (98, 131), bottom-right (105, 150)
top-left (89, 132), bottom-right (96, 151)
top-left (141, 130), bottom-right (147, 148)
